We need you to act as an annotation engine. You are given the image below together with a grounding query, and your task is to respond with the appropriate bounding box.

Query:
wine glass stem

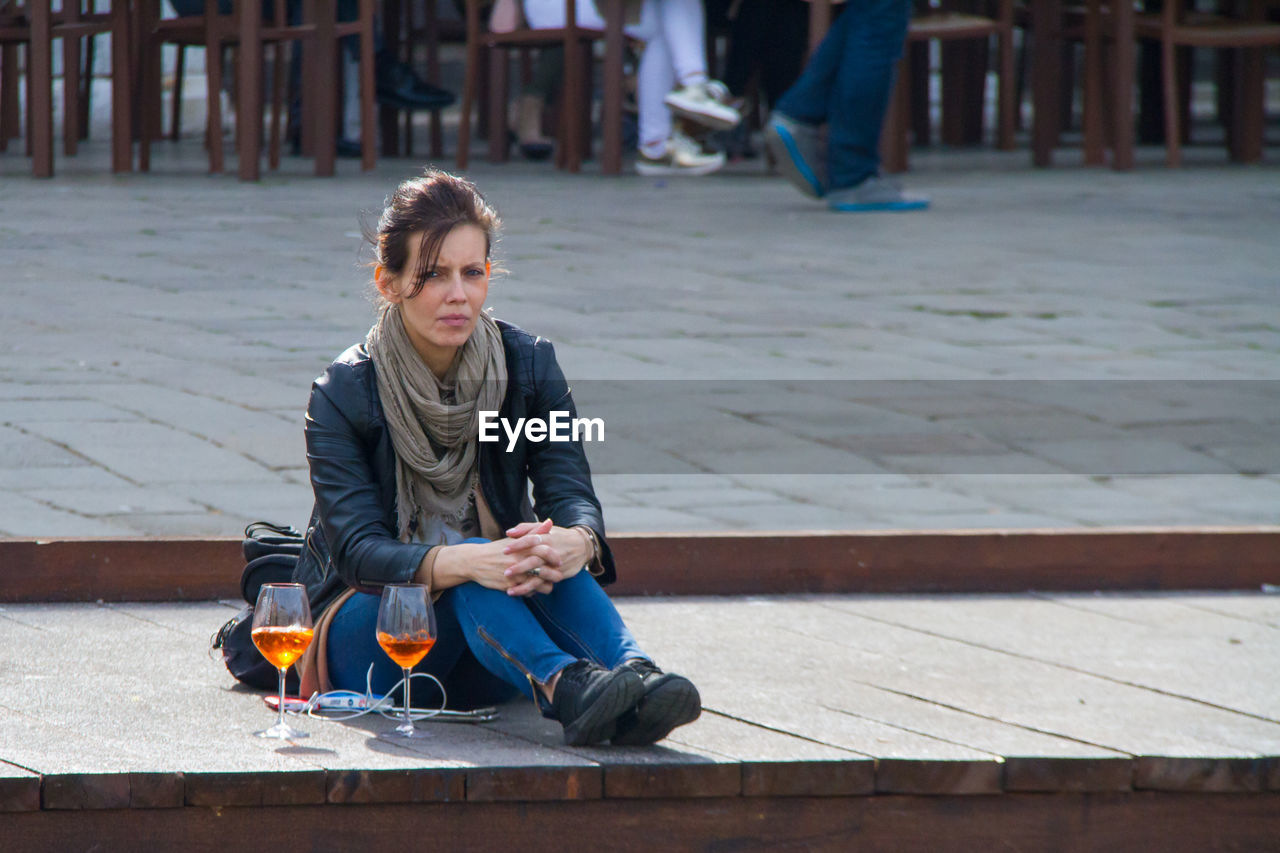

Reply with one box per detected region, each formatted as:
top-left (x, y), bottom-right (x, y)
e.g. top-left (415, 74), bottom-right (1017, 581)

top-left (277, 667), bottom-right (288, 730)
top-left (402, 667), bottom-right (413, 731)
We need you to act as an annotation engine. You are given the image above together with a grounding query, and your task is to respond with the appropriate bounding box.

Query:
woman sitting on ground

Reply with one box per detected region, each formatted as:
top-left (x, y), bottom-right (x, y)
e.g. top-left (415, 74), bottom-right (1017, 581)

top-left (292, 169), bottom-right (700, 746)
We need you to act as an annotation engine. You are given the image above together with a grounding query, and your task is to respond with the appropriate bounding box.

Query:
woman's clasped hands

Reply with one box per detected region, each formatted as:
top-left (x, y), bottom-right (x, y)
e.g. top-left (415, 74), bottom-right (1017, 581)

top-left (500, 518), bottom-right (563, 597)
top-left (443, 518), bottom-right (589, 598)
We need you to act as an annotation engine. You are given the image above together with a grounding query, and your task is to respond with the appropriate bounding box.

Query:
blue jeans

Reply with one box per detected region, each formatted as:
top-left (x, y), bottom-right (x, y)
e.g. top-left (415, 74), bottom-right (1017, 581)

top-left (327, 539), bottom-right (645, 711)
top-left (775, 0), bottom-right (911, 190)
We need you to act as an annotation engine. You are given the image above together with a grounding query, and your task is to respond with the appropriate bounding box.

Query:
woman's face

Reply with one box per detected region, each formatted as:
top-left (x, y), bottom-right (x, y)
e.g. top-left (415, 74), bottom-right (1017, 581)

top-left (378, 224), bottom-right (490, 377)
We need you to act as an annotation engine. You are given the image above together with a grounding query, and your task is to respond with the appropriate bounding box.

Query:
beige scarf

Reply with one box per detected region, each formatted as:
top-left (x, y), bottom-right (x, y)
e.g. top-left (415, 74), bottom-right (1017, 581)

top-left (366, 303), bottom-right (507, 541)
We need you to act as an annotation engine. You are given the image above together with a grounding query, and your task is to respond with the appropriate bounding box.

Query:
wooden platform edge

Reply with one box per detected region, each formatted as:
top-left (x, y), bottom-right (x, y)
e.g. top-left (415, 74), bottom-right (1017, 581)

top-left (0, 527), bottom-right (1277, 603)
top-left (9, 756), bottom-right (1280, 814)
top-left (4, 792), bottom-right (1280, 852)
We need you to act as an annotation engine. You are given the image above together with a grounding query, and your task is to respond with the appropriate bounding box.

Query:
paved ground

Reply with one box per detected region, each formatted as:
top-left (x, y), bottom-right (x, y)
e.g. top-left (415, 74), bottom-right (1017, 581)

top-left (1, 108), bottom-right (1278, 537)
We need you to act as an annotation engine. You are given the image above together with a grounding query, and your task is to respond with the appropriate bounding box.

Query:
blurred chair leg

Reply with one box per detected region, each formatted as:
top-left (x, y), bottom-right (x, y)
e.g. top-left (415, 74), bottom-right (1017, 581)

top-left (110, 0), bottom-right (133, 172)
top-left (138, 11), bottom-right (157, 170)
top-left (426, 0), bottom-right (443, 157)
top-left (456, 0), bottom-right (481, 169)
top-left (1177, 45), bottom-right (1192, 144)
top-left (171, 45), bottom-right (186, 140)
top-left (578, 40), bottom-right (592, 163)
top-left (1229, 46), bottom-right (1264, 163)
top-left (269, 41), bottom-right (284, 170)
top-left (238, 0), bottom-right (265, 180)
top-left (487, 43), bottom-right (508, 162)
top-left (477, 42), bottom-right (491, 140)
top-left (1160, 36), bottom-right (1180, 166)
top-left (1, 45), bottom-right (19, 147)
top-left (379, 0), bottom-right (402, 156)
top-left (601, 0), bottom-right (625, 175)
top-left (996, 26), bottom-right (1016, 149)
top-left (80, 1), bottom-right (95, 140)
top-left (63, 14), bottom-right (81, 156)
top-left (880, 54), bottom-right (910, 174)
top-left (31, 0), bottom-right (54, 176)
top-left (1081, 0), bottom-right (1104, 164)
top-left (206, 19), bottom-right (225, 172)
top-left (311, 0), bottom-right (337, 176)
top-left (1109, 0), bottom-right (1134, 170)
top-left (560, 30), bottom-right (581, 171)
top-left (908, 41), bottom-right (928, 147)
top-left (359, 0), bottom-right (376, 171)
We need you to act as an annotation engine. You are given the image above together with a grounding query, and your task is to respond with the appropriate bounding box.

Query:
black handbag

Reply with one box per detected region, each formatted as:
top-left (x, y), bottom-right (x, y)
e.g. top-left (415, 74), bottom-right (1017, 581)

top-left (241, 520), bottom-right (304, 564)
top-left (212, 521), bottom-right (305, 692)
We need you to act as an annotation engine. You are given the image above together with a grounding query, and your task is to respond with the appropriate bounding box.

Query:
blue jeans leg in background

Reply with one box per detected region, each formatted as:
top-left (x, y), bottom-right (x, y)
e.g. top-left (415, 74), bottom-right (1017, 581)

top-left (775, 0), bottom-right (911, 190)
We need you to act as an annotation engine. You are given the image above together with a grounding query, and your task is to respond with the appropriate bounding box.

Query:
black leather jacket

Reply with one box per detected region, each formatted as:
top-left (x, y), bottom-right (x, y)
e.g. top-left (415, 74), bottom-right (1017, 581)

top-left (293, 320), bottom-right (615, 614)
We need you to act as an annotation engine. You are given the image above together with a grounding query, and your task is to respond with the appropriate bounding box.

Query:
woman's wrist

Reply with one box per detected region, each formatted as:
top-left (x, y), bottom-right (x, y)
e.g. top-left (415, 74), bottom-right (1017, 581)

top-left (571, 525), bottom-right (604, 576)
top-left (414, 546), bottom-right (440, 591)
top-left (553, 525), bottom-right (596, 575)
top-left (417, 542), bottom-right (477, 591)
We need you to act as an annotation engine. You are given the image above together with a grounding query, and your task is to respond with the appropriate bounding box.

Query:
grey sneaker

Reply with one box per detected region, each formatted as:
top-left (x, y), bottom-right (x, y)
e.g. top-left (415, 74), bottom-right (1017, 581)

top-left (764, 112), bottom-right (827, 199)
top-left (663, 81), bottom-right (742, 131)
top-left (610, 659), bottom-right (701, 746)
top-left (635, 130), bottom-right (726, 177)
top-left (550, 660), bottom-right (645, 746)
top-left (826, 175), bottom-right (929, 212)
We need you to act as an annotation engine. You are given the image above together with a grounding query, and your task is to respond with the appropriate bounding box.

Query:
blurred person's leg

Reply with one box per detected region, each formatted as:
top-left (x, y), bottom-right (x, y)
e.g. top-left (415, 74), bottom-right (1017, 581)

top-left (773, 3), bottom-right (852, 126)
top-left (822, 0), bottom-right (910, 190)
top-left (363, 0), bottom-right (456, 111)
top-left (637, 30), bottom-right (675, 154)
top-left (517, 48), bottom-right (561, 159)
top-left (652, 0), bottom-right (706, 86)
top-left (654, 0), bottom-right (740, 130)
top-left (766, 8), bottom-right (850, 197)
top-left (522, 0), bottom-right (729, 173)
top-left (768, 0), bottom-right (919, 207)
top-left (635, 31), bottom-right (725, 175)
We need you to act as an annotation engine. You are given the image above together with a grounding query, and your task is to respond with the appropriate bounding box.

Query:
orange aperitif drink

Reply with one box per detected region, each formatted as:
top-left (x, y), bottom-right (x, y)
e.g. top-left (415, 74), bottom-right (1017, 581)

top-left (376, 632), bottom-right (436, 669)
top-left (252, 625), bottom-right (315, 669)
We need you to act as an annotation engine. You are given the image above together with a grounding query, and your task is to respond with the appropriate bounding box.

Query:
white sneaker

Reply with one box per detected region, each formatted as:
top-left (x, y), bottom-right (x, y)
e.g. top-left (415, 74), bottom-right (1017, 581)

top-left (635, 131), bottom-right (726, 176)
top-left (663, 81), bottom-right (741, 131)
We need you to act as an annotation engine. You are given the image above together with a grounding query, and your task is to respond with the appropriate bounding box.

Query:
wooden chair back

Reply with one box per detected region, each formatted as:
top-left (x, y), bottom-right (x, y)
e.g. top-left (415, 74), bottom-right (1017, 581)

top-left (379, 0), bottom-right (459, 159)
top-left (1129, 0), bottom-right (1280, 165)
top-left (0, 0), bottom-right (131, 176)
top-left (136, 0), bottom-right (375, 180)
top-left (881, 0), bottom-right (1017, 172)
top-left (456, 0), bottom-right (608, 172)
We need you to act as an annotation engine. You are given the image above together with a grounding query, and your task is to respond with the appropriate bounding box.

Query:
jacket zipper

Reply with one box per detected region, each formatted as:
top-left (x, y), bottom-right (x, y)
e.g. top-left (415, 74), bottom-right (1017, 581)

top-left (305, 527), bottom-right (329, 570)
top-left (477, 625), bottom-right (542, 710)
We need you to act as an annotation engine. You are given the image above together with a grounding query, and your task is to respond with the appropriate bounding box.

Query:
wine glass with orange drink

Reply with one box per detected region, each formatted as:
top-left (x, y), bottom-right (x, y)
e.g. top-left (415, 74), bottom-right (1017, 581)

top-left (376, 584), bottom-right (437, 738)
top-left (250, 583), bottom-right (314, 739)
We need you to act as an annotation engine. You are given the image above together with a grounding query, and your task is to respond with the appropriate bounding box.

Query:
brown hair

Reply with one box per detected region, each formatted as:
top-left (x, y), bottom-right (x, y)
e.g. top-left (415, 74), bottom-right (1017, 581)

top-left (367, 169), bottom-right (502, 300)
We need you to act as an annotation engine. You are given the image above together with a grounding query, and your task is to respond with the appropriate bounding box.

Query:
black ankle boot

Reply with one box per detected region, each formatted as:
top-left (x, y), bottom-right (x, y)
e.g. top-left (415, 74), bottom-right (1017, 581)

top-left (550, 660), bottom-right (644, 746)
top-left (610, 659), bottom-right (701, 746)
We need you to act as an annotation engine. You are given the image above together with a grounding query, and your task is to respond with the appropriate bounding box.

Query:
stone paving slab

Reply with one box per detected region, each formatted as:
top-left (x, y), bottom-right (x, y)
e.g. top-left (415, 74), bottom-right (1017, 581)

top-left (1, 134), bottom-right (1278, 536)
top-left (622, 598), bottom-right (1280, 766)
top-left (826, 593), bottom-right (1280, 722)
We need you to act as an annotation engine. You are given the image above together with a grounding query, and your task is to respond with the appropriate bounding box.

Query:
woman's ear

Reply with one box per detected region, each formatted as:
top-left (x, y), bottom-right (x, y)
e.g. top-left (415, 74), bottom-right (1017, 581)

top-left (374, 264), bottom-right (401, 303)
